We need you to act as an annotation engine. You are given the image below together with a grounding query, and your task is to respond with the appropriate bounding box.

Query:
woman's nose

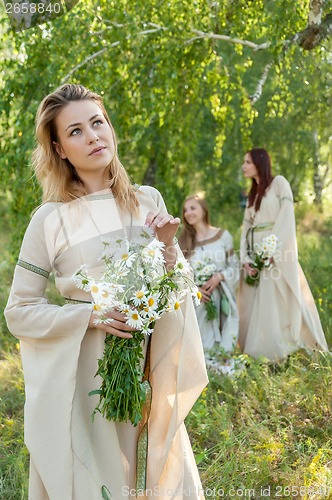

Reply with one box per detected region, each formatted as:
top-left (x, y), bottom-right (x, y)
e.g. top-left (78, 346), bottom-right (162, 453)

top-left (87, 129), bottom-right (99, 143)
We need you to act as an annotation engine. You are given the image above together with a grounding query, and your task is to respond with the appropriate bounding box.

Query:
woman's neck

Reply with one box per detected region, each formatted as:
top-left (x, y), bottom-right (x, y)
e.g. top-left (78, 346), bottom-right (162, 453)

top-left (194, 223), bottom-right (212, 241)
top-left (82, 174), bottom-right (109, 194)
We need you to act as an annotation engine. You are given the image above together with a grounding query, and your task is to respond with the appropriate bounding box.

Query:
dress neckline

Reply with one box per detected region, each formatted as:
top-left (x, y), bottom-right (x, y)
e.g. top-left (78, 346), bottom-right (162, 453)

top-left (194, 228), bottom-right (224, 247)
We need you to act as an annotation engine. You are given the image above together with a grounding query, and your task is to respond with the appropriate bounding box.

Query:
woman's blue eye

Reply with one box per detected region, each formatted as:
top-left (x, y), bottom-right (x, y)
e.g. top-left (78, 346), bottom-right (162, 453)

top-left (70, 128), bottom-right (81, 136)
top-left (93, 120), bottom-right (103, 126)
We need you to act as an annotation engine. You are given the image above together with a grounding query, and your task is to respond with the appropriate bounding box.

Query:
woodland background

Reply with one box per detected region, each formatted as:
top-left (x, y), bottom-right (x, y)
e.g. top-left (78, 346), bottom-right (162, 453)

top-left (0, 0), bottom-right (332, 498)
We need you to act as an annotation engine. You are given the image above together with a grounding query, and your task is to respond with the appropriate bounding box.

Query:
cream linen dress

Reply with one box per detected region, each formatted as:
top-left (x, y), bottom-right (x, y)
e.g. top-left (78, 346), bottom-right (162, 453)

top-left (189, 230), bottom-right (239, 353)
top-left (238, 175), bottom-right (328, 361)
top-left (5, 186), bottom-right (208, 500)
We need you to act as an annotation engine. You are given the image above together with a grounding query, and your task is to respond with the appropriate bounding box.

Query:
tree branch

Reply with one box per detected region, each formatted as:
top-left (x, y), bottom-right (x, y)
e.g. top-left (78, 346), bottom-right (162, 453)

top-left (61, 47), bottom-right (109, 83)
top-left (61, 23), bottom-right (167, 83)
top-left (249, 63), bottom-right (273, 104)
top-left (187, 29), bottom-right (271, 50)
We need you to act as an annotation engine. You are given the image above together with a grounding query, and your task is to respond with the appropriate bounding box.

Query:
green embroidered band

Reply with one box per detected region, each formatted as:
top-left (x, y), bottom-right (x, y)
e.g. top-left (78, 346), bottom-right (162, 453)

top-left (64, 297), bottom-right (92, 305)
top-left (17, 259), bottom-right (50, 279)
top-left (136, 338), bottom-right (152, 491)
top-left (84, 193), bottom-right (115, 201)
top-left (136, 380), bottom-right (152, 491)
top-left (245, 222), bottom-right (274, 258)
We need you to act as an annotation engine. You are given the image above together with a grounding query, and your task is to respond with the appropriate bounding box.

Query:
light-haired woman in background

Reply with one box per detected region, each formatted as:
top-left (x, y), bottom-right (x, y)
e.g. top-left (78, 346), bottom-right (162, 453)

top-left (179, 194), bottom-right (239, 369)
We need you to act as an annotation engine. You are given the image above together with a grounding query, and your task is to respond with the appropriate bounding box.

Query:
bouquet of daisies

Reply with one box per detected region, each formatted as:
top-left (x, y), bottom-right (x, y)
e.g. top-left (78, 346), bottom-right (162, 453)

top-left (245, 234), bottom-right (280, 287)
top-left (73, 228), bottom-right (200, 426)
top-left (190, 257), bottom-right (220, 320)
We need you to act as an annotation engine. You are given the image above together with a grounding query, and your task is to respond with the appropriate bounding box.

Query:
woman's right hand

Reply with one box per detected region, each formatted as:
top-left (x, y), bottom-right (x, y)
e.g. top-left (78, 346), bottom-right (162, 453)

top-left (243, 262), bottom-right (258, 278)
top-left (199, 286), bottom-right (212, 304)
top-left (89, 310), bottom-right (134, 339)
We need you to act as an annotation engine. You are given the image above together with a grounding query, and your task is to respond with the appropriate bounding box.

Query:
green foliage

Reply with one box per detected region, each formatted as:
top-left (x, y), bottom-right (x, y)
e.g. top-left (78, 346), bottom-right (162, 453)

top-left (1, 1), bottom-right (332, 254)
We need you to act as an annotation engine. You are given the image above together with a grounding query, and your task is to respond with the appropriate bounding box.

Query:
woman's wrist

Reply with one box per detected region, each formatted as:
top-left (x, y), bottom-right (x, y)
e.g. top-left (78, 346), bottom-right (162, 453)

top-left (163, 237), bottom-right (178, 248)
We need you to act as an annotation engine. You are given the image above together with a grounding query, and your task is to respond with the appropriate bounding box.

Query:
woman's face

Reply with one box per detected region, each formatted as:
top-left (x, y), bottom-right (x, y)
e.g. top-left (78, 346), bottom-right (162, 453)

top-left (54, 99), bottom-right (115, 180)
top-left (242, 153), bottom-right (259, 182)
top-left (183, 199), bottom-right (205, 226)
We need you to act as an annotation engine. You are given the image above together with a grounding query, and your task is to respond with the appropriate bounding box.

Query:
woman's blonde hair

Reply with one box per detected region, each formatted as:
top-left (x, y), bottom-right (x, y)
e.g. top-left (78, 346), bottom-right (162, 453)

top-left (32, 83), bottom-right (139, 212)
top-left (178, 194), bottom-right (210, 258)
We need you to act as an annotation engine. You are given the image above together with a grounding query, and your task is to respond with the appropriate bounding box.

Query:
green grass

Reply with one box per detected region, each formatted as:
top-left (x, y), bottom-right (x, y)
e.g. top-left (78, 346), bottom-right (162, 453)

top-left (1, 202), bottom-right (331, 499)
top-left (0, 353), bottom-right (28, 500)
top-left (187, 351), bottom-right (332, 499)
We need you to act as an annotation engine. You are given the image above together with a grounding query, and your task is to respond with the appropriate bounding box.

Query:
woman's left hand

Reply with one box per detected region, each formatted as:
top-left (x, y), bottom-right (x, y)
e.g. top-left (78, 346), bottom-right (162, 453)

top-left (201, 273), bottom-right (224, 294)
top-left (145, 211), bottom-right (180, 246)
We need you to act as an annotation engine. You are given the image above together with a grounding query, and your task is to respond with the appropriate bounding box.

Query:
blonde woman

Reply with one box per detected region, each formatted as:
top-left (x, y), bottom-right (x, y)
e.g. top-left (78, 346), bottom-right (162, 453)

top-left (5, 84), bottom-right (207, 500)
top-left (179, 194), bottom-right (239, 363)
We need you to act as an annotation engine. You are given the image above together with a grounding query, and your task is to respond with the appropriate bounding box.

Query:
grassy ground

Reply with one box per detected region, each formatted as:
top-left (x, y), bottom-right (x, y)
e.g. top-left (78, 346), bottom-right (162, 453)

top-left (0, 202), bottom-right (331, 499)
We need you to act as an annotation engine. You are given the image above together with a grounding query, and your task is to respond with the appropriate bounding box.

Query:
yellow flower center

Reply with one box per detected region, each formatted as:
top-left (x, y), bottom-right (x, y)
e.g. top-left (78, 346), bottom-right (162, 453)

top-left (174, 301), bottom-right (180, 310)
top-left (132, 313), bottom-right (139, 321)
top-left (148, 250), bottom-right (155, 256)
top-left (136, 291), bottom-right (145, 299)
top-left (121, 253), bottom-right (129, 260)
top-left (148, 297), bottom-right (155, 307)
top-left (93, 304), bottom-right (101, 311)
top-left (102, 291), bottom-right (109, 298)
top-left (197, 291), bottom-right (202, 300)
top-left (91, 285), bottom-right (99, 293)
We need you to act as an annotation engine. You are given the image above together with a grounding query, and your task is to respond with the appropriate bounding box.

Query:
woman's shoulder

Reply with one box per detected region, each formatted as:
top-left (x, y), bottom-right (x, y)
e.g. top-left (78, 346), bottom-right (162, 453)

top-left (28, 202), bottom-right (63, 229)
top-left (272, 175), bottom-right (290, 188)
top-left (136, 185), bottom-right (167, 210)
top-left (31, 201), bottom-right (61, 219)
top-left (220, 228), bottom-right (234, 244)
top-left (136, 184), bottom-right (162, 200)
top-left (271, 175), bottom-right (293, 196)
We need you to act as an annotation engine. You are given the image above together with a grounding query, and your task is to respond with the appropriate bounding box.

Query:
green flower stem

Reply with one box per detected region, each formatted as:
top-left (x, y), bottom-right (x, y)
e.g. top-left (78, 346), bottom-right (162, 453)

top-left (90, 331), bottom-right (147, 426)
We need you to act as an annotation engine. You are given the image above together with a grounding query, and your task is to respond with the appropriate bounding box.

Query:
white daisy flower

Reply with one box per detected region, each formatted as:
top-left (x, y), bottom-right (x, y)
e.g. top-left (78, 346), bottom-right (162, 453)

top-left (173, 257), bottom-right (192, 276)
top-left (126, 309), bottom-right (144, 329)
top-left (192, 287), bottom-right (202, 306)
top-left (131, 286), bottom-right (149, 307)
top-left (72, 265), bottom-right (93, 292)
top-left (140, 293), bottom-right (159, 316)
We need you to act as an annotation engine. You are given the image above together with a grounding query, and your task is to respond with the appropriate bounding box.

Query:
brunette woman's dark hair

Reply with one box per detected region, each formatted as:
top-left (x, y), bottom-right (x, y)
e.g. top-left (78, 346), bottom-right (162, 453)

top-left (247, 148), bottom-right (273, 211)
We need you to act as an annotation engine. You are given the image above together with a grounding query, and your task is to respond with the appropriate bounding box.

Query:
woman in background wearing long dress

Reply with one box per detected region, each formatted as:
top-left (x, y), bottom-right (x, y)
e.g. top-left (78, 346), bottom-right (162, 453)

top-left (238, 147), bottom-right (328, 361)
top-left (4, 83), bottom-right (208, 500)
top-left (179, 194), bottom-right (239, 365)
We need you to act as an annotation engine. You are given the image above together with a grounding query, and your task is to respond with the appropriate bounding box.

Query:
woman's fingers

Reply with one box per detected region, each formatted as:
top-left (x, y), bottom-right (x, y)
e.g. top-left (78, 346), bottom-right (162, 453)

top-left (89, 310), bottom-right (135, 339)
top-left (144, 211), bottom-right (180, 247)
top-left (145, 211), bottom-right (180, 230)
top-left (199, 287), bottom-right (211, 302)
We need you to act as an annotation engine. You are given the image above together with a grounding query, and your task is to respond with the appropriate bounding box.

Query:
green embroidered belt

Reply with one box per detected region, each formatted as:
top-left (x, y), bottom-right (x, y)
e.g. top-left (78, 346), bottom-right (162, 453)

top-left (246, 222), bottom-right (274, 258)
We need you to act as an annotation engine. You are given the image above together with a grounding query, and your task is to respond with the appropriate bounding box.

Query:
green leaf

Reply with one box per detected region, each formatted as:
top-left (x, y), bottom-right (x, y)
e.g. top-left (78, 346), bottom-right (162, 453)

top-left (101, 485), bottom-right (112, 499)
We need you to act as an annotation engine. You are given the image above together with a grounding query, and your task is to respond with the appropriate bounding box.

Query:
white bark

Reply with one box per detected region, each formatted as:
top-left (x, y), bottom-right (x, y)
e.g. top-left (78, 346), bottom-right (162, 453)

top-left (308, 0), bottom-right (325, 26)
top-left (187, 29), bottom-right (271, 50)
top-left (250, 63), bottom-right (273, 104)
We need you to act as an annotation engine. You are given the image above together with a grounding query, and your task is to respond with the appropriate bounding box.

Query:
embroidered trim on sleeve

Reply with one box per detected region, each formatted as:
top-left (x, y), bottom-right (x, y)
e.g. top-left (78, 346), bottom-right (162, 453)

top-left (279, 196), bottom-right (293, 203)
top-left (276, 194), bottom-right (293, 203)
top-left (17, 259), bottom-right (50, 279)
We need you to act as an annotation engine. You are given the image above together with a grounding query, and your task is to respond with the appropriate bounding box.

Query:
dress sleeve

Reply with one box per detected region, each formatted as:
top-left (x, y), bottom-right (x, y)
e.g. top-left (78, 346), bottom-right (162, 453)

top-left (240, 206), bottom-right (252, 264)
top-left (271, 175), bottom-right (301, 303)
top-left (4, 205), bottom-right (92, 341)
top-left (137, 185), bottom-right (168, 212)
top-left (222, 230), bottom-right (240, 289)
